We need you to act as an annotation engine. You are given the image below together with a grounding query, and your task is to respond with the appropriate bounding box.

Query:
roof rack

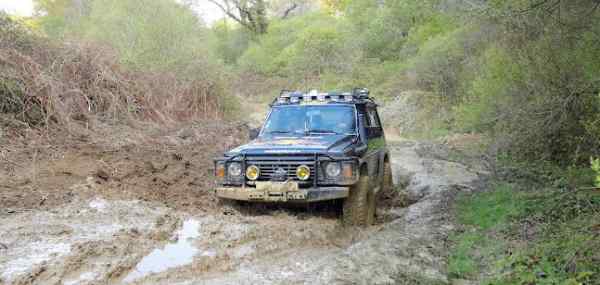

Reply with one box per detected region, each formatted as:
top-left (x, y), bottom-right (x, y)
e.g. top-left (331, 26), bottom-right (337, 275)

top-left (271, 88), bottom-right (374, 106)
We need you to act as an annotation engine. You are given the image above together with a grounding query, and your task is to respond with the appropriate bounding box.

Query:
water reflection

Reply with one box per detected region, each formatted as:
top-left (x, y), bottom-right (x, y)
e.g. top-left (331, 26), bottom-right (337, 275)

top-left (123, 219), bottom-right (200, 283)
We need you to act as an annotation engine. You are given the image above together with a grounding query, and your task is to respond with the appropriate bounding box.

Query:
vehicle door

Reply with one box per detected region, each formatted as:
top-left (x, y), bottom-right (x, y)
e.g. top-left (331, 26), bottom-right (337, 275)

top-left (364, 105), bottom-right (384, 181)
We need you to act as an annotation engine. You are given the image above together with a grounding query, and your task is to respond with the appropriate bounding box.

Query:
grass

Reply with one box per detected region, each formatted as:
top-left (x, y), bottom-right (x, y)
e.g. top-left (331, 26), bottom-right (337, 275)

top-left (457, 184), bottom-right (526, 231)
top-left (448, 232), bottom-right (485, 277)
top-left (448, 183), bottom-right (526, 279)
top-left (448, 164), bottom-right (600, 284)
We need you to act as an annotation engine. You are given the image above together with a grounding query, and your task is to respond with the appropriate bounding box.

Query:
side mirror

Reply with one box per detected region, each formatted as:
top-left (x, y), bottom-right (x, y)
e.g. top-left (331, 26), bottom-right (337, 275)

top-left (355, 142), bottom-right (367, 155)
top-left (249, 128), bottom-right (260, 140)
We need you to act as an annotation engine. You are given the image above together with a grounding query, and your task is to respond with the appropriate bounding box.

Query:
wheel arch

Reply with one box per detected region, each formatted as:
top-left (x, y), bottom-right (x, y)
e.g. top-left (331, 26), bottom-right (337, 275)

top-left (358, 161), bottom-right (369, 175)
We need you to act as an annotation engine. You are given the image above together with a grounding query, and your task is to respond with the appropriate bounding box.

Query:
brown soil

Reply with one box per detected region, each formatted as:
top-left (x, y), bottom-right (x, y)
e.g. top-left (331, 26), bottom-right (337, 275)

top-left (1, 121), bottom-right (248, 215)
top-left (0, 114), bottom-right (484, 284)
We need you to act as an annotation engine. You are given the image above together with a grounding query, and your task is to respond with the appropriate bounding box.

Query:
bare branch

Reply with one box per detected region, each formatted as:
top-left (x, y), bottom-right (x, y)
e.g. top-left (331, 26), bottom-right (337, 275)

top-left (203, 0), bottom-right (269, 34)
top-left (281, 3), bottom-right (298, 19)
top-left (206, 0), bottom-right (245, 25)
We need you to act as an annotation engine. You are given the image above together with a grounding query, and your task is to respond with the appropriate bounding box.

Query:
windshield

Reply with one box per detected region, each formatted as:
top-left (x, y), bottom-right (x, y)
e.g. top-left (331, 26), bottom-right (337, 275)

top-left (262, 105), bottom-right (356, 136)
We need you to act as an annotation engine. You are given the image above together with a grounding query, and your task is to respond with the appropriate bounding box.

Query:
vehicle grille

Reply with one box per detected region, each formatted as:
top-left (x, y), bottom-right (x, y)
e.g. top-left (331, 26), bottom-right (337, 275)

top-left (247, 161), bottom-right (316, 182)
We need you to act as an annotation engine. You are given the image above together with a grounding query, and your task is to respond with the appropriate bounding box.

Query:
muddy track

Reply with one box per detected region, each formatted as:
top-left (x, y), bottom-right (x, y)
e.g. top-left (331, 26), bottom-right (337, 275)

top-left (0, 139), bottom-right (483, 285)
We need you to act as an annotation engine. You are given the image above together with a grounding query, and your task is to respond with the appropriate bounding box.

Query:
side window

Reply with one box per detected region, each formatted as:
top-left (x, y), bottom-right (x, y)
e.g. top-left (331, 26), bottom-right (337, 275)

top-left (366, 107), bottom-right (382, 138)
top-left (367, 108), bottom-right (381, 128)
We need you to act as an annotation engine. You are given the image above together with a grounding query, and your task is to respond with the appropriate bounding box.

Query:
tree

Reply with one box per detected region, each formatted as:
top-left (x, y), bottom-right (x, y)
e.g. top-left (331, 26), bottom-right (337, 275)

top-left (203, 0), bottom-right (299, 35)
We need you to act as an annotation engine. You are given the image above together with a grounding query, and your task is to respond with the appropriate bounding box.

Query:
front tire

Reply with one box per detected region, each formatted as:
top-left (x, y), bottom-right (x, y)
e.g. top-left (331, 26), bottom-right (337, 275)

top-left (343, 172), bottom-right (375, 226)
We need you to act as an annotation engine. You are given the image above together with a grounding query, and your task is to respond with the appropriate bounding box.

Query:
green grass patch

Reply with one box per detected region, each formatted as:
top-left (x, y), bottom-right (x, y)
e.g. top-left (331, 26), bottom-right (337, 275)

top-left (448, 232), bottom-right (484, 278)
top-left (449, 183), bottom-right (525, 279)
top-left (449, 165), bottom-right (600, 284)
top-left (457, 183), bottom-right (527, 230)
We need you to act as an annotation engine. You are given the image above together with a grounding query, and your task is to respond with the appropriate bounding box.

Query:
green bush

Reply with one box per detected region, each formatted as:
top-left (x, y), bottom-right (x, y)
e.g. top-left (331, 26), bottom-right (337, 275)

top-left (238, 13), bottom-right (331, 75)
top-left (210, 21), bottom-right (251, 65)
top-left (35, 0), bottom-right (217, 72)
top-left (408, 26), bottom-right (466, 100)
top-left (592, 158), bottom-right (600, 188)
top-left (284, 24), bottom-right (359, 78)
top-left (80, 0), bottom-right (213, 71)
top-left (454, 46), bottom-right (523, 132)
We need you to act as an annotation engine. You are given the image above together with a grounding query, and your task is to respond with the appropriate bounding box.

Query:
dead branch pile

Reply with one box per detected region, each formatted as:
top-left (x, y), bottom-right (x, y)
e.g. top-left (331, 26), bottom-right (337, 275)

top-left (0, 14), bottom-right (228, 134)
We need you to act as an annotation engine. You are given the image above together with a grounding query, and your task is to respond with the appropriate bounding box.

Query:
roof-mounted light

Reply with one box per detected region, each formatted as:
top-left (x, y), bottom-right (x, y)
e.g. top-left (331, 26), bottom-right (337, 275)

top-left (274, 88), bottom-right (373, 105)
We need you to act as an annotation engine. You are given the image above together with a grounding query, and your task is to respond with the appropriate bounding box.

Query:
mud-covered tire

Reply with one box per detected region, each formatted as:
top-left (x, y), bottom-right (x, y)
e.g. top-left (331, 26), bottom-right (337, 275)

top-left (366, 182), bottom-right (376, 225)
top-left (343, 173), bottom-right (374, 226)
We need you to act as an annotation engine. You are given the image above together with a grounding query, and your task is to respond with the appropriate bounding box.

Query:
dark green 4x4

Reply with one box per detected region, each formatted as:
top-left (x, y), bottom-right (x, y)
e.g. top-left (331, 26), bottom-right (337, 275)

top-left (214, 89), bottom-right (393, 226)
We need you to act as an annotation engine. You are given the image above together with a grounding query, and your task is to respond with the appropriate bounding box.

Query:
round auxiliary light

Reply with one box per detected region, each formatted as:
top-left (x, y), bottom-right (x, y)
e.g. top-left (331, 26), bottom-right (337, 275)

top-left (246, 165), bottom-right (260, 181)
top-left (228, 162), bottom-right (242, 177)
top-left (325, 162), bottom-right (341, 177)
top-left (296, 165), bottom-right (311, 181)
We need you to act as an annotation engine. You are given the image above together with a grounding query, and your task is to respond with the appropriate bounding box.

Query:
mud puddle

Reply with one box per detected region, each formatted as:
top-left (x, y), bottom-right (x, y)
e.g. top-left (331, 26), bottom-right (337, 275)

top-left (0, 194), bottom-right (177, 285)
top-left (123, 219), bottom-right (201, 283)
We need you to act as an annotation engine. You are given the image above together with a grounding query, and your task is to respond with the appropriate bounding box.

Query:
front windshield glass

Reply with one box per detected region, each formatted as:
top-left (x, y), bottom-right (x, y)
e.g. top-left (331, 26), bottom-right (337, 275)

top-left (262, 105), bottom-right (356, 136)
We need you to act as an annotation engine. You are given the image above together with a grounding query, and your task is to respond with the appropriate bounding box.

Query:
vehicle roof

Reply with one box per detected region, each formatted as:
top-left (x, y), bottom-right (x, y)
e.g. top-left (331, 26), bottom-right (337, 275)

top-left (270, 88), bottom-right (377, 107)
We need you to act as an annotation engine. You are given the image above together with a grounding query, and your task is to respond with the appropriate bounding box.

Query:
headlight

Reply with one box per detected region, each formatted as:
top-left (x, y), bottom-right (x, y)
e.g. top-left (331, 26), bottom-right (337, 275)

top-left (227, 162), bottom-right (242, 177)
top-left (246, 165), bottom-right (260, 180)
top-left (325, 162), bottom-right (341, 177)
top-left (215, 162), bottom-right (225, 178)
top-left (296, 165), bottom-right (311, 181)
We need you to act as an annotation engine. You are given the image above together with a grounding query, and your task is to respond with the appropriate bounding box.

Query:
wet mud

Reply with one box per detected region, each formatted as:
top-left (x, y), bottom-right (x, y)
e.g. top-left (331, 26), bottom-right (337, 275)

top-left (0, 138), bottom-right (483, 285)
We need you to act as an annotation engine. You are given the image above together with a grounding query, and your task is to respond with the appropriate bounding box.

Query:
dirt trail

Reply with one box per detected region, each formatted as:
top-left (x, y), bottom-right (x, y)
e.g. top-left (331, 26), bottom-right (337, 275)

top-left (0, 134), bottom-right (483, 284)
top-left (161, 139), bottom-right (482, 285)
top-left (0, 96), bottom-right (486, 285)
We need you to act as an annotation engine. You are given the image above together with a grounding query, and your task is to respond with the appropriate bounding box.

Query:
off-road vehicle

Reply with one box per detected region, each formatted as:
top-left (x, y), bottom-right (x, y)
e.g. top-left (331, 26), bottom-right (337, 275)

top-left (214, 88), bottom-right (393, 225)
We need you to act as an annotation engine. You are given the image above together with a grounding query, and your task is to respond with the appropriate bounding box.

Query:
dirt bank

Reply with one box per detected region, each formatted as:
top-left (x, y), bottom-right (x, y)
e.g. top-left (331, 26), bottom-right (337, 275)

top-left (0, 132), bottom-right (484, 284)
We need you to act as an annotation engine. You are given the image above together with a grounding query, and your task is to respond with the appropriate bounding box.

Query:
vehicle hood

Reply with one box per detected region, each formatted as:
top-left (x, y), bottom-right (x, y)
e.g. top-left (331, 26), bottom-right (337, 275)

top-left (227, 134), bottom-right (356, 155)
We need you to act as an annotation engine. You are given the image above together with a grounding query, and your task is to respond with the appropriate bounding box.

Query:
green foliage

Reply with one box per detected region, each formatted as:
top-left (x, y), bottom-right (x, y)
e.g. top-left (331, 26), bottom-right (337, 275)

top-left (350, 7), bottom-right (404, 60)
top-left (454, 47), bottom-right (522, 132)
top-left (36, 0), bottom-right (216, 72)
top-left (592, 158), bottom-right (600, 188)
top-left (492, 188), bottom-right (600, 284)
top-left (449, 183), bottom-right (525, 279)
top-left (80, 0), bottom-right (212, 71)
top-left (284, 24), bottom-right (359, 78)
top-left (451, 161), bottom-right (600, 283)
top-left (447, 232), bottom-right (484, 278)
top-left (457, 183), bottom-right (527, 230)
top-left (405, 14), bottom-right (456, 49)
top-left (408, 25), bottom-right (467, 100)
top-left (238, 13), bottom-right (336, 75)
top-left (33, 0), bottom-right (72, 37)
top-left (210, 21), bottom-right (251, 65)
top-left (30, 0), bottom-right (592, 163)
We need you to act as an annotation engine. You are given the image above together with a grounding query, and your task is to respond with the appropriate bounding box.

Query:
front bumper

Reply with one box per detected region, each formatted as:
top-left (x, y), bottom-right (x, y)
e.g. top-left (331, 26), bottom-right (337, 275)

top-left (215, 182), bottom-right (349, 202)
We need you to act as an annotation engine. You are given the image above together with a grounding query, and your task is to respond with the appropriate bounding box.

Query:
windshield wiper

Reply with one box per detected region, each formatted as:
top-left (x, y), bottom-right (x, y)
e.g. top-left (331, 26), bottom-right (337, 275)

top-left (268, 130), bottom-right (291, 134)
top-left (306, 129), bottom-right (340, 135)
